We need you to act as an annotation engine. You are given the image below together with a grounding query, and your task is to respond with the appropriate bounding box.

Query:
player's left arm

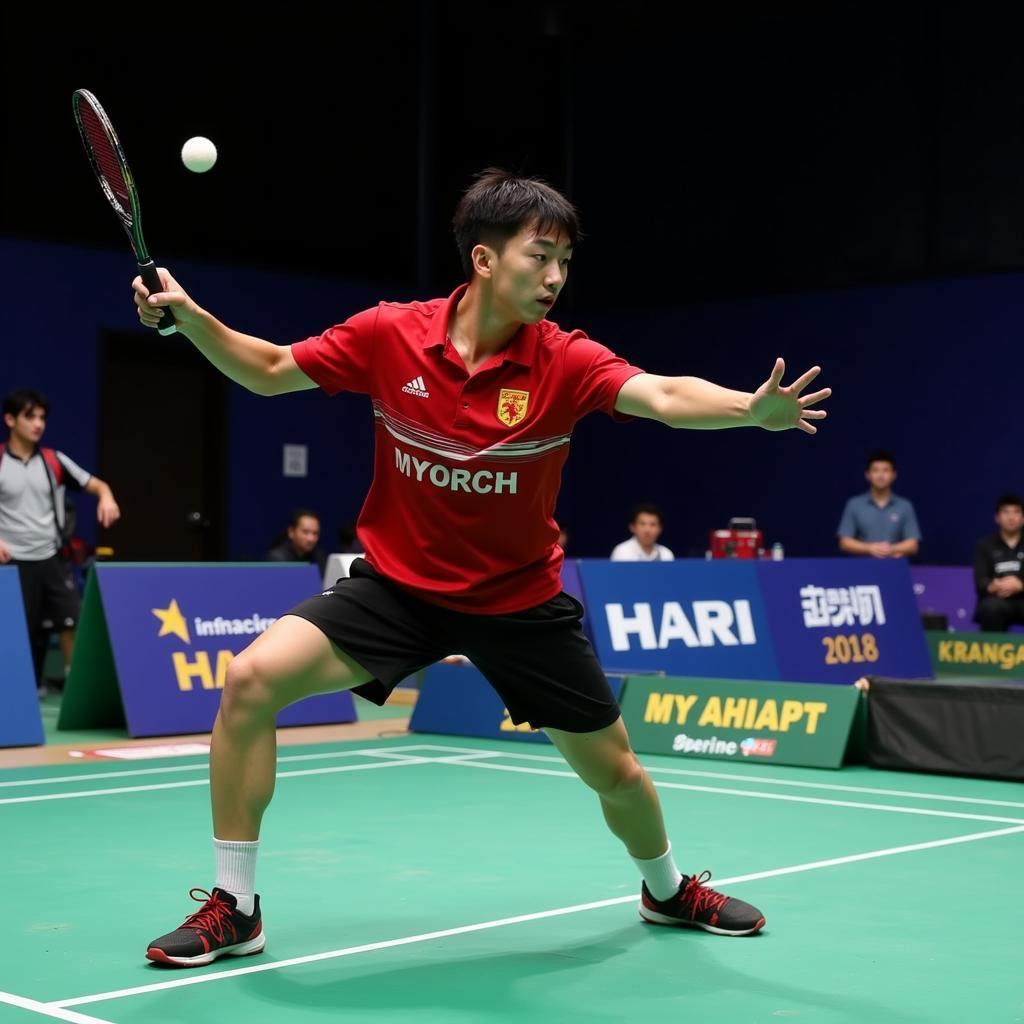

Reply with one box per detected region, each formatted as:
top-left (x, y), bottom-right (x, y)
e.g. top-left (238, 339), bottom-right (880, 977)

top-left (84, 476), bottom-right (121, 528)
top-left (614, 358), bottom-right (830, 433)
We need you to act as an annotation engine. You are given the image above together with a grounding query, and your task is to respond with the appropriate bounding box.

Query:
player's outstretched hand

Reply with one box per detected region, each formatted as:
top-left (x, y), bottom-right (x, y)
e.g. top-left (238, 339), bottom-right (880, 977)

top-left (749, 358), bottom-right (831, 434)
top-left (132, 268), bottom-right (197, 331)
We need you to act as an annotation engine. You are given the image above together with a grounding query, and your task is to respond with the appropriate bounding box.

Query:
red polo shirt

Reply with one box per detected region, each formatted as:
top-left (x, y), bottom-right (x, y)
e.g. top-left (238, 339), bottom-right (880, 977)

top-left (292, 285), bottom-right (644, 613)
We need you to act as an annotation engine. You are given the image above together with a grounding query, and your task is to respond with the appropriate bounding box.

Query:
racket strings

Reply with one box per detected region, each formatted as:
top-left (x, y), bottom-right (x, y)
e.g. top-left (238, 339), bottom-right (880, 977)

top-left (76, 101), bottom-right (133, 218)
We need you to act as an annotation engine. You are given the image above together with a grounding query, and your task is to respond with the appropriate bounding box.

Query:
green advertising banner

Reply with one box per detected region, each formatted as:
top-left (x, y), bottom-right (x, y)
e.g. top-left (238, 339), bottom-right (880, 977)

top-left (620, 676), bottom-right (861, 769)
top-left (928, 631), bottom-right (1024, 678)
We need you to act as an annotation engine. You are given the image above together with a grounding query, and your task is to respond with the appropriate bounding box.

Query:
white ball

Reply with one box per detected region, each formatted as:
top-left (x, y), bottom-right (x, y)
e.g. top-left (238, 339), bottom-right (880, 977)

top-left (181, 136), bottom-right (217, 173)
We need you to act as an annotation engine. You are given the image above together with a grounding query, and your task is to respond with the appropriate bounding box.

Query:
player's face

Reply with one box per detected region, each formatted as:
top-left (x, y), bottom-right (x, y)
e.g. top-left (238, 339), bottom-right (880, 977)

top-left (996, 504), bottom-right (1024, 534)
top-left (289, 516), bottom-right (321, 554)
top-left (4, 406), bottom-right (46, 446)
top-left (630, 513), bottom-right (663, 547)
top-left (488, 223), bottom-right (572, 324)
top-left (865, 461), bottom-right (895, 491)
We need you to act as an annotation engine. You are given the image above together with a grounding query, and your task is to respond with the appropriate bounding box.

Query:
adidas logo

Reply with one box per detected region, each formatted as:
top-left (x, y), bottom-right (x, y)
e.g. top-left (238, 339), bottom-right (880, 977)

top-left (401, 375), bottom-right (430, 398)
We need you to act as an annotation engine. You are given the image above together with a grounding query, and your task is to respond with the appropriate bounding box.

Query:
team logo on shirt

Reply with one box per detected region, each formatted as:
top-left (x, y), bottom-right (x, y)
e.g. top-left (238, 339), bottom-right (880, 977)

top-left (401, 376), bottom-right (430, 398)
top-left (497, 388), bottom-right (529, 426)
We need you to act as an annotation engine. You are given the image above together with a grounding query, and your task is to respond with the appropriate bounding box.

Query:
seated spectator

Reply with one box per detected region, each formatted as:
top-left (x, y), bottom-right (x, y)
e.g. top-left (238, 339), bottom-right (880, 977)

top-left (973, 493), bottom-right (1024, 632)
top-left (837, 450), bottom-right (921, 559)
top-left (611, 504), bottom-right (674, 562)
top-left (335, 517), bottom-right (364, 554)
top-left (556, 521), bottom-right (570, 552)
top-left (266, 508), bottom-right (328, 575)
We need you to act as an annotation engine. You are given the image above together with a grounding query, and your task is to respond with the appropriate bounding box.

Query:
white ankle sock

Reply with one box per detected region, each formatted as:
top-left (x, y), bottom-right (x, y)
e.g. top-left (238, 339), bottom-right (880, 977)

top-left (213, 838), bottom-right (259, 916)
top-left (632, 843), bottom-right (684, 901)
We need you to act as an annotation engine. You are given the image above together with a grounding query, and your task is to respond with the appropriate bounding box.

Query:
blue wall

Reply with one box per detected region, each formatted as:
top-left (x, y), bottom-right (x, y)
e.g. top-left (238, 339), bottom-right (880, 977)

top-left (564, 277), bottom-right (1020, 562)
top-left (3, 238), bottom-right (1017, 564)
top-left (1, 238), bottom-right (397, 559)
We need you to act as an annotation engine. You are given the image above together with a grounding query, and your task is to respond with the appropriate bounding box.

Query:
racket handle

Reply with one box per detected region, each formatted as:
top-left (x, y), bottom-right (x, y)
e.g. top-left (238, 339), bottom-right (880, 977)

top-left (138, 260), bottom-right (178, 336)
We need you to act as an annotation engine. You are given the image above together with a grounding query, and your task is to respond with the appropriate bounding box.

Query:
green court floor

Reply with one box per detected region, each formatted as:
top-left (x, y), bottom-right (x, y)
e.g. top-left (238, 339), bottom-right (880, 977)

top-left (1, 736), bottom-right (1021, 1023)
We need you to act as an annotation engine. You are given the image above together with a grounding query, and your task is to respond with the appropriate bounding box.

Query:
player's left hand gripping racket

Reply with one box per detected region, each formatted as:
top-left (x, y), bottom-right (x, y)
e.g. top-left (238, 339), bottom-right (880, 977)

top-left (72, 89), bottom-right (177, 335)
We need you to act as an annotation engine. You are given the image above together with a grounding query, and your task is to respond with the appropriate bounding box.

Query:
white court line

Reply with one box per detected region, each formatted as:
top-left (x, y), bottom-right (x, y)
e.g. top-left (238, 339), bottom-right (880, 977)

top-left (643, 764), bottom-right (1024, 808)
top-left (0, 757), bottom-right (431, 807)
top-left (4, 740), bottom-right (1021, 824)
top-left (0, 990), bottom-right (114, 1023)
top-left (436, 757), bottom-right (1024, 825)
top-left (0, 744), bottom-right (493, 799)
top-left (0, 747), bottom-right (427, 790)
top-left (353, 749), bottom-right (443, 762)
top-left (50, 822), bottom-right (1024, 1009)
top-left (440, 747), bottom-right (1024, 810)
top-left (428, 752), bottom-right (505, 764)
top-left (9, 737), bottom-right (1018, 810)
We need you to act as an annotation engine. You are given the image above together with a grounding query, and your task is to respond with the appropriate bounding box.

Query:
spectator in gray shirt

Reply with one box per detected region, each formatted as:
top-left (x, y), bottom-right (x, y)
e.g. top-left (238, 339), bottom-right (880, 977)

top-left (0, 388), bottom-right (120, 690)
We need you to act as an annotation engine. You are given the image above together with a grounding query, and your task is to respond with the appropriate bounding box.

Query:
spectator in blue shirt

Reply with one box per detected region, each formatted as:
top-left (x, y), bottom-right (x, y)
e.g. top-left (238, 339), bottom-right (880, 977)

top-left (837, 451), bottom-right (921, 559)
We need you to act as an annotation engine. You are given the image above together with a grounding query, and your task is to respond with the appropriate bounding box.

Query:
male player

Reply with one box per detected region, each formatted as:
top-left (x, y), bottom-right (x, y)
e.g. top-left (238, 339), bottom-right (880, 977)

top-left (135, 170), bottom-right (830, 966)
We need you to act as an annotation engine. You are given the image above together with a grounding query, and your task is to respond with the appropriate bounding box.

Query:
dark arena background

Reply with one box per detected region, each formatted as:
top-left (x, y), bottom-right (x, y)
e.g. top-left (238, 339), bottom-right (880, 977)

top-left (1, 5), bottom-right (1022, 1023)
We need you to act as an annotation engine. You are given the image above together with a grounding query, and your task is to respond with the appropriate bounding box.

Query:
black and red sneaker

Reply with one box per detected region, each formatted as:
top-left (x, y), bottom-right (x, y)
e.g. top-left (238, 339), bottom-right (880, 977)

top-left (146, 887), bottom-right (266, 967)
top-left (640, 871), bottom-right (766, 936)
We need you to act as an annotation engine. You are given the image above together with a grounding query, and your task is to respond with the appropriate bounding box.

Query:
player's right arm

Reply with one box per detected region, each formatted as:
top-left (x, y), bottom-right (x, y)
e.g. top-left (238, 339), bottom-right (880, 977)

top-left (132, 269), bottom-right (316, 396)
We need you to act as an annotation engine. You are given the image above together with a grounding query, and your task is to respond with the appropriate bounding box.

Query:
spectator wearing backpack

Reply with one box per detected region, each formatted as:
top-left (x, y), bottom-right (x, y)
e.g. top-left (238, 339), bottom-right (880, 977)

top-left (0, 388), bottom-right (120, 692)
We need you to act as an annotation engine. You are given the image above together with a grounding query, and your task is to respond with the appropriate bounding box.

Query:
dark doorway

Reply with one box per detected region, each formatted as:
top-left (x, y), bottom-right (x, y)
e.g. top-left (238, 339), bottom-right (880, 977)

top-left (96, 331), bottom-right (227, 560)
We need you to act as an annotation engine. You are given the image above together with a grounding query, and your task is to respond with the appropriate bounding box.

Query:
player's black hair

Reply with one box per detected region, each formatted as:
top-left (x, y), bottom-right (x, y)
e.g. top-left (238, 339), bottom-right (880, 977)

top-left (453, 168), bottom-right (580, 279)
top-left (995, 493), bottom-right (1024, 513)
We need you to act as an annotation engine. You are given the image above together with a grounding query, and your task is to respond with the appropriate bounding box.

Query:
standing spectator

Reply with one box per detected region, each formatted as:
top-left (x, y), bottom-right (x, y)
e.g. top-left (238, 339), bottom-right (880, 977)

top-left (837, 450), bottom-right (920, 558)
top-left (0, 388), bottom-right (120, 691)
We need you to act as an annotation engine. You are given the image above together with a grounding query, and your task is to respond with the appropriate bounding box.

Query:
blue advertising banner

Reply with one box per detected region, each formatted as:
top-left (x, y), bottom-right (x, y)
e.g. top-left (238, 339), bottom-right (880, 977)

top-left (560, 558), bottom-right (593, 641)
top-left (0, 567), bottom-right (44, 747)
top-left (577, 561), bottom-right (780, 680)
top-left (756, 559), bottom-right (931, 683)
top-left (409, 661), bottom-right (625, 743)
top-left (561, 559), bottom-right (584, 605)
top-left (60, 564), bottom-right (356, 738)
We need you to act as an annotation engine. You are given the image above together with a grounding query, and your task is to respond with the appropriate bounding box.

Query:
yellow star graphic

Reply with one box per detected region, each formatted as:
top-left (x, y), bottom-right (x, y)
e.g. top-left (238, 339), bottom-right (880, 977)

top-left (151, 599), bottom-right (191, 644)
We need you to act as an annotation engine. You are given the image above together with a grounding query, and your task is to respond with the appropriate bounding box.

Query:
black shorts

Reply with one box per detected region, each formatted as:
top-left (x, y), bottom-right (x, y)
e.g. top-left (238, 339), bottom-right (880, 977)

top-left (14, 555), bottom-right (81, 632)
top-left (287, 558), bottom-right (620, 733)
